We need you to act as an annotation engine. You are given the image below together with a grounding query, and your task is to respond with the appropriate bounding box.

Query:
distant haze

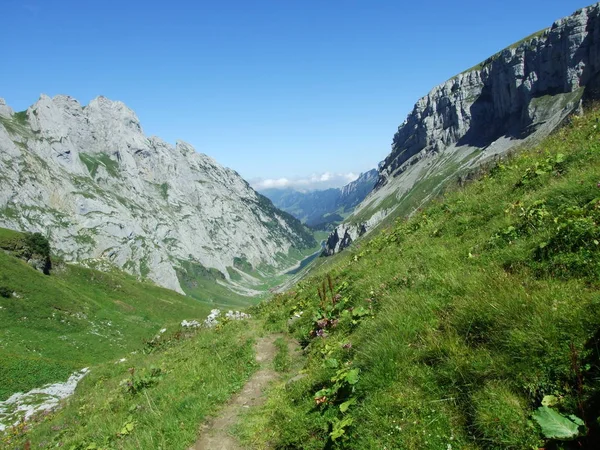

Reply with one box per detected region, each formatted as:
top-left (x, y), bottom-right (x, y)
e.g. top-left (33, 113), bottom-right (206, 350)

top-left (251, 172), bottom-right (359, 192)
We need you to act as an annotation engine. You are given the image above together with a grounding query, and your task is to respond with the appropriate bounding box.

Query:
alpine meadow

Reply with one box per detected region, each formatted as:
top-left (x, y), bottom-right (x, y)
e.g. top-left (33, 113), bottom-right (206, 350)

top-left (2, 2), bottom-right (600, 450)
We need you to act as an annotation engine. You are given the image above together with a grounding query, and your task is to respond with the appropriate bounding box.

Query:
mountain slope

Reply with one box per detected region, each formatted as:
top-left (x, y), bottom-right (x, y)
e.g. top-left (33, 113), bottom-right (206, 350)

top-left (325, 3), bottom-right (600, 254)
top-left (0, 95), bottom-right (315, 295)
top-left (262, 169), bottom-right (378, 229)
top-left (13, 102), bottom-right (600, 450)
top-left (237, 101), bottom-right (600, 450)
top-left (0, 227), bottom-right (212, 402)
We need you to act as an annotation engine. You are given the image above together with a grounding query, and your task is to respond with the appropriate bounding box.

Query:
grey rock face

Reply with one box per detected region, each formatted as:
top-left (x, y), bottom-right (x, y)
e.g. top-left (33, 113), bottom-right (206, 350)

top-left (0, 98), bottom-right (13, 118)
top-left (377, 3), bottom-right (600, 189)
top-left (324, 3), bottom-right (600, 255)
top-left (0, 95), bottom-right (314, 293)
top-left (339, 169), bottom-right (378, 207)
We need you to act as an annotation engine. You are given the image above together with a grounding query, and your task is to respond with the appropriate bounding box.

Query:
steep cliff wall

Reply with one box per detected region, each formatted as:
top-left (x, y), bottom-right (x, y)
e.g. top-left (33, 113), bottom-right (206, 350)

top-left (0, 95), bottom-right (315, 294)
top-left (325, 3), bottom-right (600, 255)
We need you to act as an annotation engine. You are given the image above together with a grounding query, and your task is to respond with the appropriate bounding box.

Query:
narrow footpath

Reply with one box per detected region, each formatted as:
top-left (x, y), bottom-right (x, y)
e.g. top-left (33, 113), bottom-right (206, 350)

top-left (190, 335), bottom-right (281, 450)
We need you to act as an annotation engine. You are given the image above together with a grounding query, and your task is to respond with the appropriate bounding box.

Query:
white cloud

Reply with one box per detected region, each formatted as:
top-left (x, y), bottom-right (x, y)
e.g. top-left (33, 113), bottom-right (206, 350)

top-left (251, 172), bottom-right (359, 192)
top-left (257, 178), bottom-right (290, 189)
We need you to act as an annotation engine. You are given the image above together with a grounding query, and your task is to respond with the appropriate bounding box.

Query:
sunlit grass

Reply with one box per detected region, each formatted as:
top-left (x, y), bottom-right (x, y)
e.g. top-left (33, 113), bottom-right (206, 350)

top-left (236, 108), bottom-right (600, 449)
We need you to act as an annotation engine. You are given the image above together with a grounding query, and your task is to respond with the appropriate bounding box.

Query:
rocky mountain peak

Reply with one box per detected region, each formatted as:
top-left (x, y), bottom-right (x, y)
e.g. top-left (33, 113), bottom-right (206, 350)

top-left (86, 95), bottom-right (142, 131)
top-left (0, 95), bottom-right (315, 296)
top-left (0, 98), bottom-right (12, 118)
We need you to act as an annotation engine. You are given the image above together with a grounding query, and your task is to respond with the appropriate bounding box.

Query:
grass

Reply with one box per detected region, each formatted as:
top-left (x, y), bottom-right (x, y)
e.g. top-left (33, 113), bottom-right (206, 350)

top-left (6, 105), bottom-right (600, 450)
top-left (3, 321), bottom-right (258, 450)
top-left (273, 337), bottom-right (291, 373)
top-left (234, 107), bottom-right (600, 449)
top-left (79, 153), bottom-right (120, 178)
top-left (0, 228), bottom-right (212, 401)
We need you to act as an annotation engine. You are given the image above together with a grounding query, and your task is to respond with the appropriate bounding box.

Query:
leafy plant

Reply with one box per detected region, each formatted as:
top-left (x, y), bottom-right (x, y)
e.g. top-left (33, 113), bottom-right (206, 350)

top-left (330, 416), bottom-right (354, 441)
top-left (117, 416), bottom-right (137, 438)
top-left (532, 406), bottom-right (585, 440)
top-left (314, 366), bottom-right (359, 406)
top-left (24, 232), bottom-right (51, 258)
top-left (121, 366), bottom-right (163, 396)
top-left (515, 153), bottom-right (568, 188)
top-left (314, 365), bottom-right (360, 442)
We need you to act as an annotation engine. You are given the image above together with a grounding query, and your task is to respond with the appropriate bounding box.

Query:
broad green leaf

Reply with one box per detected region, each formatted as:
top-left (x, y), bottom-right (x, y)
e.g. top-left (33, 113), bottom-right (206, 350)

top-left (532, 406), bottom-right (582, 440)
top-left (314, 389), bottom-right (329, 398)
top-left (330, 417), bottom-right (354, 441)
top-left (324, 358), bottom-right (339, 369)
top-left (568, 415), bottom-right (585, 426)
top-left (541, 395), bottom-right (558, 407)
top-left (345, 369), bottom-right (360, 385)
top-left (339, 397), bottom-right (357, 413)
top-left (352, 306), bottom-right (369, 318)
top-left (330, 426), bottom-right (345, 440)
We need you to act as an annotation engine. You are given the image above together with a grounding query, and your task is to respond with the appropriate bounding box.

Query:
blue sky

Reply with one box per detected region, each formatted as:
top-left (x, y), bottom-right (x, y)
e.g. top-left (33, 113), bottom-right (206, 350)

top-left (0, 0), bottom-right (591, 189)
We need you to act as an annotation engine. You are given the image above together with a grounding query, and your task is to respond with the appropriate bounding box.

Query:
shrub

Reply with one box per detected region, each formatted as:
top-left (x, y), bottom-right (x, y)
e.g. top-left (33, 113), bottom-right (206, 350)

top-left (25, 232), bottom-right (51, 258)
top-left (0, 286), bottom-right (12, 298)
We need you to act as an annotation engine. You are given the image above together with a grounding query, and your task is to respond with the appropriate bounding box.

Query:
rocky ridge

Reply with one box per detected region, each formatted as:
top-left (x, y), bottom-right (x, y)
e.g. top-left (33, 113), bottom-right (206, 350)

top-left (0, 95), bottom-right (315, 294)
top-left (325, 3), bottom-right (600, 254)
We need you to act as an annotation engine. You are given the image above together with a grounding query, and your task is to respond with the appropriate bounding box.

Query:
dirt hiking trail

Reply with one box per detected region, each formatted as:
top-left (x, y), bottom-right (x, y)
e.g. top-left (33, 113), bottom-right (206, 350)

top-left (190, 334), bottom-right (285, 450)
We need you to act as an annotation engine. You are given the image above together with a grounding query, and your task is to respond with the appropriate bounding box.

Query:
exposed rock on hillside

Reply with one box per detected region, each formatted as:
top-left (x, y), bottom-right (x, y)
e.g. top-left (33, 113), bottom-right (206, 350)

top-left (325, 3), bottom-right (600, 255)
top-left (0, 95), bottom-right (315, 293)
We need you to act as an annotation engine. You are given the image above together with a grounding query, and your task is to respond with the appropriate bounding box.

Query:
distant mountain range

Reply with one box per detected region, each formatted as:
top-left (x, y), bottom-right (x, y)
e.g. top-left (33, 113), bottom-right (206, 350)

top-left (261, 169), bottom-right (378, 229)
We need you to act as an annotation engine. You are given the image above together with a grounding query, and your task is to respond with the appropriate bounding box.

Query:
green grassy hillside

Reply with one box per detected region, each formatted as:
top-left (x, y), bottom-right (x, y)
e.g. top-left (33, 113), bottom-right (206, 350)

top-left (2, 321), bottom-right (258, 450)
top-left (6, 108), bottom-right (600, 450)
top-left (235, 108), bottom-right (600, 449)
top-left (0, 228), bottom-right (212, 401)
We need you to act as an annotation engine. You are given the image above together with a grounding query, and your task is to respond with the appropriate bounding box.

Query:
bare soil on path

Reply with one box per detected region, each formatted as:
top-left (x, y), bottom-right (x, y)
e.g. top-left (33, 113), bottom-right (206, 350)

top-left (190, 334), bottom-right (285, 450)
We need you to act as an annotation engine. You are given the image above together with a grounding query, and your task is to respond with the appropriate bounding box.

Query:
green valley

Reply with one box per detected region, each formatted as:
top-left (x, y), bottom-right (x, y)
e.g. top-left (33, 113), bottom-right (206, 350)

top-left (6, 90), bottom-right (600, 450)
top-left (3, 2), bottom-right (600, 449)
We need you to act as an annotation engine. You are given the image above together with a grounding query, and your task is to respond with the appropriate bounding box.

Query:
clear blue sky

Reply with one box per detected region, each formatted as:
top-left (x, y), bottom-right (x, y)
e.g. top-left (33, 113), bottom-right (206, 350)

top-left (0, 0), bottom-right (591, 186)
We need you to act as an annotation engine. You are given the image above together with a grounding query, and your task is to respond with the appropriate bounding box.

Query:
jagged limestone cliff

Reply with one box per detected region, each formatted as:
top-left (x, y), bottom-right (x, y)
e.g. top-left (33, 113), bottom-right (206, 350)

top-left (0, 95), bottom-right (315, 294)
top-left (325, 2), bottom-right (600, 255)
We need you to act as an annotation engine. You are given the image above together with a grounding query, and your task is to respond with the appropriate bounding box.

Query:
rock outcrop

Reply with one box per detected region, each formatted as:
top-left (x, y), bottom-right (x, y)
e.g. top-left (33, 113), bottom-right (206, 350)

top-left (339, 169), bottom-right (378, 207)
top-left (324, 3), bottom-right (600, 255)
top-left (0, 95), bottom-right (315, 293)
